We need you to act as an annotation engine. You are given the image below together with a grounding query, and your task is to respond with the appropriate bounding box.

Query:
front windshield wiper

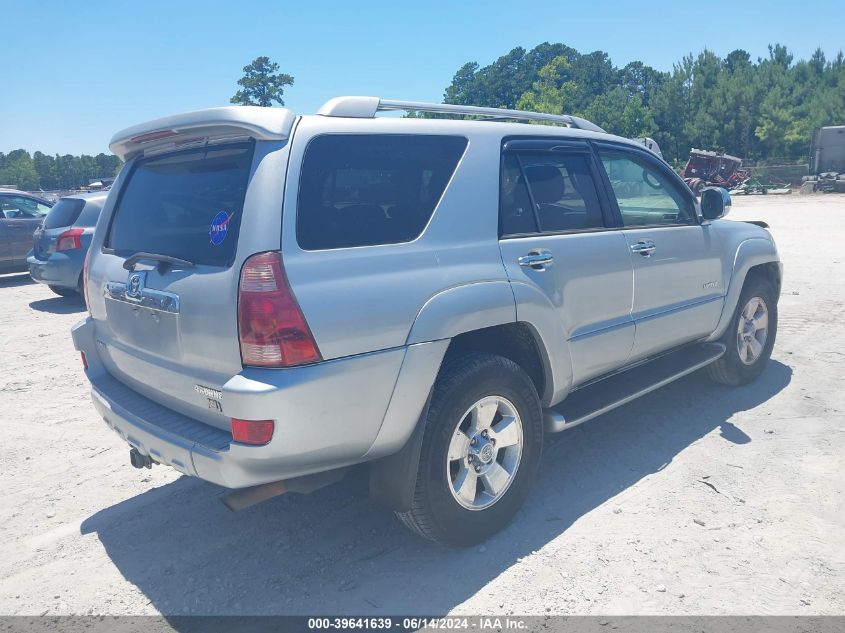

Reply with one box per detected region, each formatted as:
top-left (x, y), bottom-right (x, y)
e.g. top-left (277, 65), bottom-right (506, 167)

top-left (123, 252), bottom-right (195, 272)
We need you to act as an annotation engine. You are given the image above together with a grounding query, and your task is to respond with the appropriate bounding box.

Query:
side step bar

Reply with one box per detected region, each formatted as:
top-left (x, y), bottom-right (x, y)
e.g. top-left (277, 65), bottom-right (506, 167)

top-left (543, 342), bottom-right (726, 433)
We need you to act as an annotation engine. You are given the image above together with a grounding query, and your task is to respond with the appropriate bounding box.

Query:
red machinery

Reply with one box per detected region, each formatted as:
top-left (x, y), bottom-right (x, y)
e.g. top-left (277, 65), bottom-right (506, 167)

top-left (682, 148), bottom-right (748, 193)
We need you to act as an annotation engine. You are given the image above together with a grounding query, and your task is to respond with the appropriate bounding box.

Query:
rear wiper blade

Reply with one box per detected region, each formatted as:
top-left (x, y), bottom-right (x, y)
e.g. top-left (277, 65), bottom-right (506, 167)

top-left (123, 252), bottom-right (195, 271)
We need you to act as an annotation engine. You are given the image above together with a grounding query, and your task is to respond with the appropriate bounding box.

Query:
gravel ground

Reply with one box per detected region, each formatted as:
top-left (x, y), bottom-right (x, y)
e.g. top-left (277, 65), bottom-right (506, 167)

top-left (0, 193), bottom-right (843, 617)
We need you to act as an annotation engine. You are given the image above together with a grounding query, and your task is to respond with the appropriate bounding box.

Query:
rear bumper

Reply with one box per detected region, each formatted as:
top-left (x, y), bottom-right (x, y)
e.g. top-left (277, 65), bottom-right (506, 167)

top-left (71, 316), bottom-right (444, 489)
top-left (28, 249), bottom-right (84, 288)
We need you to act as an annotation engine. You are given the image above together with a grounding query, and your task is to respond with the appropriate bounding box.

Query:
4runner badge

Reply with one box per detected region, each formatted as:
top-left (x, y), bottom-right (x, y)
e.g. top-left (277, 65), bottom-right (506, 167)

top-left (194, 384), bottom-right (222, 400)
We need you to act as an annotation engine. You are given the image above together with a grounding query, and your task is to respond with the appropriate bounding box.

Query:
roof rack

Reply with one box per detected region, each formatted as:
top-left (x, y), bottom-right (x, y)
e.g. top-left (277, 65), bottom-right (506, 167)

top-left (317, 96), bottom-right (606, 133)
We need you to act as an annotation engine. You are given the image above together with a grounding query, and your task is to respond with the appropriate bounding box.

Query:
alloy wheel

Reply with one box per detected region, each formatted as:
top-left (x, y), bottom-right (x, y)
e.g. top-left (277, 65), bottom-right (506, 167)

top-left (736, 296), bottom-right (769, 365)
top-left (446, 396), bottom-right (523, 511)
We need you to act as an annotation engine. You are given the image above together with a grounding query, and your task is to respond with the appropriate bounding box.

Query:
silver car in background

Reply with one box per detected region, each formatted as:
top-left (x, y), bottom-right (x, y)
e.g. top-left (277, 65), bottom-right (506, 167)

top-left (29, 192), bottom-right (107, 296)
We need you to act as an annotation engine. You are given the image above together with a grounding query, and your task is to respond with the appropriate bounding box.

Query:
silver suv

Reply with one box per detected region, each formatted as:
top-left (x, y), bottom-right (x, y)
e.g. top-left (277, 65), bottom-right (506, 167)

top-left (73, 97), bottom-right (781, 545)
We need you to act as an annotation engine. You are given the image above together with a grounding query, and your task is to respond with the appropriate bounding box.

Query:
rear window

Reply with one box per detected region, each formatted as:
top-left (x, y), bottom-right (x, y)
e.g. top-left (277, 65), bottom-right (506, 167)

top-left (75, 201), bottom-right (103, 227)
top-left (43, 198), bottom-right (85, 229)
top-left (106, 143), bottom-right (254, 267)
top-left (297, 134), bottom-right (468, 250)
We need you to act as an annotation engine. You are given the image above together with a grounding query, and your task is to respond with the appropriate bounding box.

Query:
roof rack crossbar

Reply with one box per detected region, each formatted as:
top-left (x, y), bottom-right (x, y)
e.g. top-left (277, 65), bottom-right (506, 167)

top-left (317, 96), bottom-right (606, 133)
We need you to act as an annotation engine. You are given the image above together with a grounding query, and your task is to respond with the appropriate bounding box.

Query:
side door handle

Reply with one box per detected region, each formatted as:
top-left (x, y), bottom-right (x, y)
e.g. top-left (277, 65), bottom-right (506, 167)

top-left (518, 250), bottom-right (554, 270)
top-left (630, 240), bottom-right (656, 257)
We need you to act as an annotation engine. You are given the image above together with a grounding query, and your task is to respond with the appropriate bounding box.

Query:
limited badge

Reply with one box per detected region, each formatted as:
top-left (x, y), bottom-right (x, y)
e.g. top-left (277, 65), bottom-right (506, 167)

top-left (209, 211), bottom-right (233, 246)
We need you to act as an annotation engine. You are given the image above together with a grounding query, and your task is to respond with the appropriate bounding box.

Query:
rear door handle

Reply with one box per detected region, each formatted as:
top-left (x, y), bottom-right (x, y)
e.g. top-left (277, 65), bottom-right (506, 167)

top-left (518, 250), bottom-right (554, 269)
top-left (630, 240), bottom-right (656, 256)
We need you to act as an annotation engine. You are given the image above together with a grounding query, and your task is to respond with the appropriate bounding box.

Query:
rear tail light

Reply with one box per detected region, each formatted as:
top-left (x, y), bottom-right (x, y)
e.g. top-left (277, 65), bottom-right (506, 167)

top-left (237, 251), bottom-right (321, 367)
top-left (231, 418), bottom-right (274, 445)
top-left (56, 228), bottom-right (84, 251)
top-left (80, 352), bottom-right (88, 370)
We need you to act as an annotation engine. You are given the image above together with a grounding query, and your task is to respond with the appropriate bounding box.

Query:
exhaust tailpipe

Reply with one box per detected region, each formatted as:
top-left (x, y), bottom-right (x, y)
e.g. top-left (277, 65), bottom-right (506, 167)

top-left (129, 448), bottom-right (153, 469)
top-left (220, 467), bottom-right (348, 512)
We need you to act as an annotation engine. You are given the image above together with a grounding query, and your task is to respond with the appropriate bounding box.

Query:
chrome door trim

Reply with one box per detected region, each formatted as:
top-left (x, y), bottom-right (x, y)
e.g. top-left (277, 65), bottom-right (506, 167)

top-left (629, 240), bottom-right (656, 256)
top-left (518, 250), bottom-right (554, 269)
top-left (568, 316), bottom-right (636, 342)
top-left (632, 294), bottom-right (724, 324)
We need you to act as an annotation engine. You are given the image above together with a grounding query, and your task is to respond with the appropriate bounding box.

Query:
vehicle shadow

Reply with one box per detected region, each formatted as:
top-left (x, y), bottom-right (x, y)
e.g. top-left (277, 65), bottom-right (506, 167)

top-left (29, 295), bottom-right (85, 314)
top-left (0, 273), bottom-right (34, 288)
top-left (80, 360), bottom-right (791, 618)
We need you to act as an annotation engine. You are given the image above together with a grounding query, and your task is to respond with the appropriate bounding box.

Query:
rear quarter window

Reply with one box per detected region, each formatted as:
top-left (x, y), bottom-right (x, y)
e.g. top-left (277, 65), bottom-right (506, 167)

top-left (43, 198), bottom-right (86, 229)
top-left (105, 143), bottom-right (254, 267)
top-left (297, 134), bottom-right (468, 250)
top-left (75, 201), bottom-right (104, 227)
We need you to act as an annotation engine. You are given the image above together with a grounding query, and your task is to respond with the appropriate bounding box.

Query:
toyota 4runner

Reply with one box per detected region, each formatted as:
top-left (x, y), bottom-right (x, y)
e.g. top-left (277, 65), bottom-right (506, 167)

top-left (73, 97), bottom-right (781, 545)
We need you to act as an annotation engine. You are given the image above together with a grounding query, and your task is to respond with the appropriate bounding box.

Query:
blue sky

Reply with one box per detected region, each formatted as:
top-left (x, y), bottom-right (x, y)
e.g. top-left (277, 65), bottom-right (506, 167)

top-left (2, 0), bottom-right (842, 155)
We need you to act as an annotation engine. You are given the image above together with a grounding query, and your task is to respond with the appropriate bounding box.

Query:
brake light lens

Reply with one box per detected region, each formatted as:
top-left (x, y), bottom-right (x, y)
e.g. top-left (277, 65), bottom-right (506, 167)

top-left (130, 129), bottom-right (178, 144)
top-left (231, 418), bottom-right (274, 445)
top-left (56, 228), bottom-right (84, 251)
top-left (238, 251), bottom-right (321, 367)
top-left (80, 352), bottom-right (88, 370)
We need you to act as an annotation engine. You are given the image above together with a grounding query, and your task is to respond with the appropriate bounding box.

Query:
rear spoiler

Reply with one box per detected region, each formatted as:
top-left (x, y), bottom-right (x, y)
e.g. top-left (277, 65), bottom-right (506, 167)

top-left (109, 106), bottom-right (297, 160)
top-left (742, 220), bottom-right (770, 229)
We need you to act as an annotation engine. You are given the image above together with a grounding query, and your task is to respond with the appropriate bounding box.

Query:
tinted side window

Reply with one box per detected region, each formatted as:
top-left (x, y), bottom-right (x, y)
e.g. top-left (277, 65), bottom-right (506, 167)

top-left (598, 149), bottom-right (695, 227)
top-left (500, 152), bottom-right (605, 235)
top-left (43, 198), bottom-right (86, 229)
top-left (500, 154), bottom-right (537, 235)
top-left (520, 153), bottom-right (605, 232)
top-left (0, 195), bottom-right (51, 219)
top-left (297, 135), bottom-right (467, 250)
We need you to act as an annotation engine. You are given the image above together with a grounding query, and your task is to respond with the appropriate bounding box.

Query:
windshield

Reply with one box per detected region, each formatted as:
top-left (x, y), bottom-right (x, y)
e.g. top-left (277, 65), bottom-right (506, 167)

top-left (105, 143), bottom-right (254, 267)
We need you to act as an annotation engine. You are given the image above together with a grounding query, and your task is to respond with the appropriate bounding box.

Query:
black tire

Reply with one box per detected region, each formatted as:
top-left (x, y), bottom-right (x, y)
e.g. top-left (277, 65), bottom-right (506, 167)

top-left (48, 285), bottom-right (78, 297)
top-left (396, 352), bottom-right (543, 546)
top-left (707, 276), bottom-right (777, 386)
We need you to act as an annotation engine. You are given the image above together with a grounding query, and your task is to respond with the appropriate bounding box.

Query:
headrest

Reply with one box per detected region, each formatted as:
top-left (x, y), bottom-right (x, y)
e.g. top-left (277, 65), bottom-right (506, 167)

top-left (524, 165), bottom-right (565, 204)
top-left (337, 204), bottom-right (386, 222)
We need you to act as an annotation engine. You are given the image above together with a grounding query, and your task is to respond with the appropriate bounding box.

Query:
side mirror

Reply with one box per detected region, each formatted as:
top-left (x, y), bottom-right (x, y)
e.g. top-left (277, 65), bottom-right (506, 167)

top-left (700, 187), bottom-right (731, 221)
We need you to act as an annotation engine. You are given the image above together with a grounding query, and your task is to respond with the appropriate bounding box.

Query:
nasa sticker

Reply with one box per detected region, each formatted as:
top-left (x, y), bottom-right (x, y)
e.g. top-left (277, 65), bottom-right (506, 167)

top-left (209, 211), bottom-right (233, 246)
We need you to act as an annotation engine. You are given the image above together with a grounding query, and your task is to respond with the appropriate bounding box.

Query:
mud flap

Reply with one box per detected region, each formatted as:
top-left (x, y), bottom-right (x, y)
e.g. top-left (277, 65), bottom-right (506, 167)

top-left (368, 391), bottom-right (432, 513)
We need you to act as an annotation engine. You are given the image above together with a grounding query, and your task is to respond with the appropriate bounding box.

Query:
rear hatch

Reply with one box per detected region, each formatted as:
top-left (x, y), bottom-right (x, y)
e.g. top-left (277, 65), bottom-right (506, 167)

top-left (89, 141), bottom-right (270, 430)
top-left (33, 197), bottom-right (86, 259)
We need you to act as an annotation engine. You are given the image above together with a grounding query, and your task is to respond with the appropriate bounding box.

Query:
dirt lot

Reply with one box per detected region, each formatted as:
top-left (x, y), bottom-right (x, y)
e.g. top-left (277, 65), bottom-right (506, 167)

top-left (1, 194), bottom-right (843, 617)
